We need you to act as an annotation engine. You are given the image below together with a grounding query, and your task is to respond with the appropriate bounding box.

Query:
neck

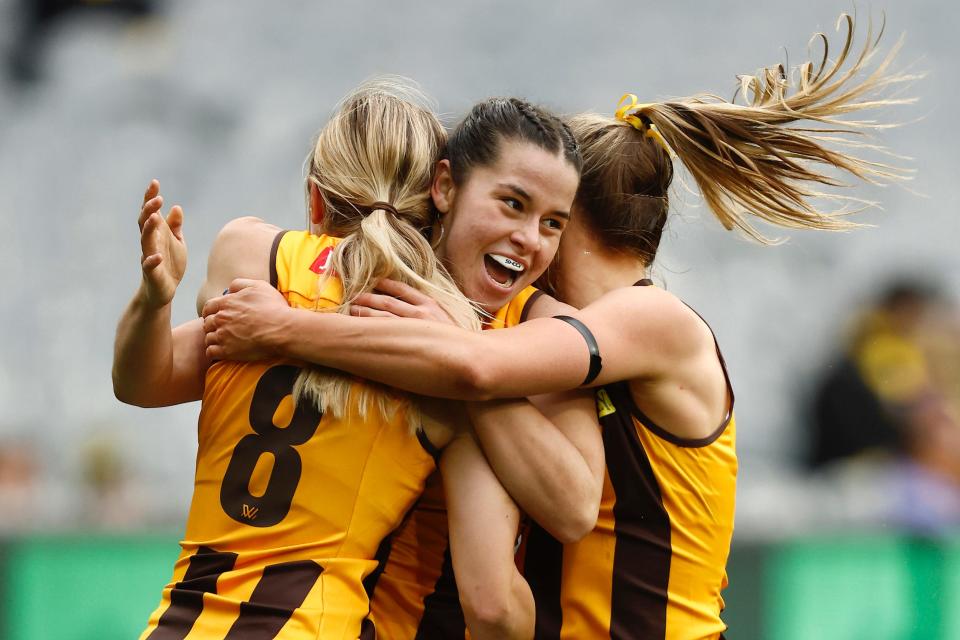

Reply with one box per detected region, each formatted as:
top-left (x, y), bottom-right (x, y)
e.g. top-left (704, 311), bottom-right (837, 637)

top-left (562, 247), bottom-right (648, 309)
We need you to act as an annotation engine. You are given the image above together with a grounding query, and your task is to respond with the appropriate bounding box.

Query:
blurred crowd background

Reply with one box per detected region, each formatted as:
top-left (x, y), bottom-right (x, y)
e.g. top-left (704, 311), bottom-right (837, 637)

top-left (0, 0), bottom-right (958, 638)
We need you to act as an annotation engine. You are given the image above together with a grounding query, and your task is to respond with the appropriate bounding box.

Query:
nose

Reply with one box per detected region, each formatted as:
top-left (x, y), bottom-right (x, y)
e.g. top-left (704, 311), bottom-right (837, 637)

top-left (509, 217), bottom-right (540, 255)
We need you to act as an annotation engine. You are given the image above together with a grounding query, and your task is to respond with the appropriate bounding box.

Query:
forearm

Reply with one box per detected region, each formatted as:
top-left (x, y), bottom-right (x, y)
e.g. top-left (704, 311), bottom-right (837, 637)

top-left (113, 288), bottom-right (204, 407)
top-left (442, 434), bottom-right (534, 640)
top-left (469, 398), bottom-right (601, 543)
top-left (273, 310), bottom-right (587, 400)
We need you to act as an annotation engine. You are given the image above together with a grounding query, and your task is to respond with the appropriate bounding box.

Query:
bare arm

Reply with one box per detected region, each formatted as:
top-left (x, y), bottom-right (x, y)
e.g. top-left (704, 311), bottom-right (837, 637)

top-left (112, 180), bottom-right (208, 407)
top-left (465, 291), bottom-right (603, 543)
top-left (469, 390), bottom-right (602, 544)
top-left (203, 281), bottom-right (698, 400)
top-left (113, 181), bottom-right (280, 407)
top-left (442, 432), bottom-right (534, 640)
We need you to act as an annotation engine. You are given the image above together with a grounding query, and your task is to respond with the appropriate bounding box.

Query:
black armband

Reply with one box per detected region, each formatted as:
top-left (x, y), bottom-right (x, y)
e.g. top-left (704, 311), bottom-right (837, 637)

top-left (553, 315), bottom-right (602, 386)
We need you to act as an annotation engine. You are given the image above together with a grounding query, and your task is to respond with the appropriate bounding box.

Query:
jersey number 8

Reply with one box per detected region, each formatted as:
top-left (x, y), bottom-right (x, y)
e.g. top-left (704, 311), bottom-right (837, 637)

top-left (220, 365), bottom-right (323, 527)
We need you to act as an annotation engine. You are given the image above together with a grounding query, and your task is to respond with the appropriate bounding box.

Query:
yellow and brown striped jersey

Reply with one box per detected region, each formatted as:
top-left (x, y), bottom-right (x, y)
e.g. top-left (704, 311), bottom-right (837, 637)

top-left (365, 285), bottom-right (543, 639)
top-left (140, 230), bottom-right (438, 640)
top-left (522, 281), bottom-right (737, 640)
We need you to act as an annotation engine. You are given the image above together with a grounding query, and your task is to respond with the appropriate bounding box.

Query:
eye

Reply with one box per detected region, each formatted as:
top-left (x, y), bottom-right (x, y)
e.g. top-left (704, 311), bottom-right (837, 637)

top-left (543, 217), bottom-right (565, 231)
top-left (502, 197), bottom-right (522, 211)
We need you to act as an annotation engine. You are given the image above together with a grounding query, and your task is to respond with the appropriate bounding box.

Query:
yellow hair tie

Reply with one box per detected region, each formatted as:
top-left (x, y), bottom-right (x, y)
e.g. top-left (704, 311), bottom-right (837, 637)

top-left (615, 93), bottom-right (672, 157)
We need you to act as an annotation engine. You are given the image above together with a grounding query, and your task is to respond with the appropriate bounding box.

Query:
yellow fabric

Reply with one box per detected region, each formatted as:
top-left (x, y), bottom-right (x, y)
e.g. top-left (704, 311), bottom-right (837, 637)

top-left (140, 230), bottom-right (436, 640)
top-left (368, 285), bottom-right (542, 638)
top-left (540, 391), bottom-right (736, 640)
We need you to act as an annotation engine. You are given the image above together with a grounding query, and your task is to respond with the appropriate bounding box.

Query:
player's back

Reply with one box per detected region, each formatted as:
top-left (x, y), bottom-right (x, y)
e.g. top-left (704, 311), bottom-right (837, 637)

top-left (140, 230), bottom-right (437, 640)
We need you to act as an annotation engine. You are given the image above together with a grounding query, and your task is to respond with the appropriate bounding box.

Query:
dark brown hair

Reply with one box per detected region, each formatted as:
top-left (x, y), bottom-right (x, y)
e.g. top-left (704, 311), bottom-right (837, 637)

top-left (446, 97), bottom-right (581, 185)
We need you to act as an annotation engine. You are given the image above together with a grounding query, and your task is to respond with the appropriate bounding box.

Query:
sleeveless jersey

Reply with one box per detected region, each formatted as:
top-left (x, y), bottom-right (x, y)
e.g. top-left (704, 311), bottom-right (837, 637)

top-left (140, 230), bottom-right (438, 640)
top-left (522, 280), bottom-right (737, 640)
top-left (366, 286), bottom-right (543, 639)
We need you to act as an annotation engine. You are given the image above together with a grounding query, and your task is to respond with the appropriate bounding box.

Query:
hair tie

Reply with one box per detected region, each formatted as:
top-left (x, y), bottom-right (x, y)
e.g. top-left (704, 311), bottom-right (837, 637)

top-left (370, 201), bottom-right (400, 217)
top-left (615, 93), bottom-right (673, 157)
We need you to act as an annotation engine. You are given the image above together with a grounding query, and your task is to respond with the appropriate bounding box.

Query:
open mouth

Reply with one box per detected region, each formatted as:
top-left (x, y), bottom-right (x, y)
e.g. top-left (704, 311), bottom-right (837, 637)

top-left (484, 253), bottom-right (525, 288)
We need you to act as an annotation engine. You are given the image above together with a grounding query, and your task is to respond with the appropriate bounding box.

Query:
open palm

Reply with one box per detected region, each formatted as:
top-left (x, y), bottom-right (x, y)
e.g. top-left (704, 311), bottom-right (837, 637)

top-left (138, 179), bottom-right (187, 308)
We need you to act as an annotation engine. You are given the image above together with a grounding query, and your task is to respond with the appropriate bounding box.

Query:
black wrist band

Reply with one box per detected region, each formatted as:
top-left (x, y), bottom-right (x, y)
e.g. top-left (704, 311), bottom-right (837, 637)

top-left (553, 315), bottom-right (602, 386)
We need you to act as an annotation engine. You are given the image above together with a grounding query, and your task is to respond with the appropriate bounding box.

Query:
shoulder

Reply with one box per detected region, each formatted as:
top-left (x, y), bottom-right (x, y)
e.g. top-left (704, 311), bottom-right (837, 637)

top-left (523, 290), bottom-right (576, 320)
top-left (584, 285), bottom-right (716, 378)
top-left (212, 216), bottom-right (283, 252)
top-left (208, 217), bottom-right (283, 276)
top-left (197, 217), bottom-right (286, 314)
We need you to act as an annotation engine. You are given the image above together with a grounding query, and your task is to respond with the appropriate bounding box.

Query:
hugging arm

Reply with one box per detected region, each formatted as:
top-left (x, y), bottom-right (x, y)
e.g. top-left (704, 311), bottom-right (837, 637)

top-left (468, 390), bottom-right (602, 543)
top-left (204, 283), bottom-right (605, 540)
top-left (442, 431), bottom-right (534, 640)
top-left (204, 281), bottom-right (693, 400)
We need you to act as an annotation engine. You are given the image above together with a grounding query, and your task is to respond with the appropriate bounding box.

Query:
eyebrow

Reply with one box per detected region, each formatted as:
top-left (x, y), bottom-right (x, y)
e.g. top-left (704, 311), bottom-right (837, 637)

top-left (498, 182), bottom-right (532, 201)
top-left (497, 182), bottom-right (571, 220)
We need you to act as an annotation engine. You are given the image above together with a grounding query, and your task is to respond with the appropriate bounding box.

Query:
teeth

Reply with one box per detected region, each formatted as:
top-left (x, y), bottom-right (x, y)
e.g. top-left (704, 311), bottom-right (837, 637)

top-left (489, 254), bottom-right (525, 272)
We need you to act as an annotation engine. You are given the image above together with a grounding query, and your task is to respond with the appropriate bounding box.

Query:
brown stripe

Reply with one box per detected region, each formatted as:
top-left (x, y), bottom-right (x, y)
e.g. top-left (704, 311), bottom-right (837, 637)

top-left (268, 230), bottom-right (289, 289)
top-left (224, 560), bottom-right (323, 639)
top-left (523, 523), bottom-right (564, 638)
top-left (147, 546), bottom-right (238, 640)
top-left (519, 289), bottom-right (544, 324)
top-left (603, 383), bottom-right (671, 639)
top-left (414, 546), bottom-right (466, 639)
top-left (359, 518), bottom-right (408, 640)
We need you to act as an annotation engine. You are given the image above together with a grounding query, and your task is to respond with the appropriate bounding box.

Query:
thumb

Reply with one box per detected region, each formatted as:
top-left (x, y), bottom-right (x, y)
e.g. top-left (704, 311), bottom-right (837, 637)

top-left (167, 205), bottom-right (185, 241)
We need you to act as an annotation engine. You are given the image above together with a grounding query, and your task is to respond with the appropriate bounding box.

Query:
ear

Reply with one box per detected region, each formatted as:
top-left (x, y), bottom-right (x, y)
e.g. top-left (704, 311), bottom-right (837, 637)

top-left (309, 182), bottom-right (325, 226)
top-left (431, 159), bottom-right (456, 215)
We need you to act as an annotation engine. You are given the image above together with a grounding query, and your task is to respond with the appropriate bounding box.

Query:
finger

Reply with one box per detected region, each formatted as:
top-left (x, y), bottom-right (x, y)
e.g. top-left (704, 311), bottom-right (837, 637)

top-left (350, 304), bottom-right (400, 318)
top-left (138, 195), bottom-right (163, 230)
top-left (141, 212), bottom-right (162, 252)
top-left (141, 253), bottom-right (163, 271)
top-left (374, 278), bottom-right (430, 305)
top-left (204, 329), bottom-right (221, 347)
top-left (201, 296), bottom-right (223, 318)
top-left (205, 344), bottom-right (224, 360)
top-left (355, 292), bottom-right (412, 316)
top-left (202, 312), bottom-right (219, 333)
top-left (142, 179), bottom-right (160, 206)
top-left (167, 205), bottom-right (185, 241)
top-left (228, 278), bottom-right (260, 293)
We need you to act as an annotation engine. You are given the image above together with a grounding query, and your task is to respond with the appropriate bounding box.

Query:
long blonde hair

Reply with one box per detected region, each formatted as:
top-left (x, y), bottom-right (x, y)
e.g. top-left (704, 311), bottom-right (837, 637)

top-left (295, 79), bottom-right (481, 429)
top-left (571, 13), bottom-right (917, 263)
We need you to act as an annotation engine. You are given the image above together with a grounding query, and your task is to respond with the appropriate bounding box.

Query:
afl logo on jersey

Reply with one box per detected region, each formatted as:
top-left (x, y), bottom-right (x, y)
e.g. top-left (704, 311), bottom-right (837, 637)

top-left (309, 246), bottom-right (334, 274)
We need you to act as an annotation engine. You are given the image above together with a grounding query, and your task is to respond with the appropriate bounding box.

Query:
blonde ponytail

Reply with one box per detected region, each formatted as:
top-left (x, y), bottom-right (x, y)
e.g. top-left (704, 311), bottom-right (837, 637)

top-left (575, 13), bottom-right (918, 260)
top-left (628, 13), bottom-right (916, 241)
top-left (294, 79), bottom-right (481, 430)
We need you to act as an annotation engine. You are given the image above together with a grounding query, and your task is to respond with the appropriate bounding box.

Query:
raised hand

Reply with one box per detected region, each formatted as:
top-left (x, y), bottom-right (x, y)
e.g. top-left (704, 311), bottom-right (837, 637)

top-left (138, 179), bottom-right (187, 309)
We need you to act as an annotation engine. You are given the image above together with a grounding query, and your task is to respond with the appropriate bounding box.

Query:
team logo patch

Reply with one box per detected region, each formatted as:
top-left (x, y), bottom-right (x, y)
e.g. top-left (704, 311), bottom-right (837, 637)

top-left (309, 246), bottom-right (334, 274)
top-left (596, 389), bottom-right (616, 417)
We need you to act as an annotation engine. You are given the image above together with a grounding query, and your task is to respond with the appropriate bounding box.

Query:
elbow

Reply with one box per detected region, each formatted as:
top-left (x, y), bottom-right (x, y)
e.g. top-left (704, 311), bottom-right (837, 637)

top-left (461, 587), bottom-right (515, 637)
top-left (553, 504), bottom-right (599, 544)
top-left (547, 493), bottom-right (600, 544)
top-left (112, 368), bottom-right (154, 408)
top-left (454, 350), bottom-right (498, 402)
top-left (112, 368), bottom-right (135, 405)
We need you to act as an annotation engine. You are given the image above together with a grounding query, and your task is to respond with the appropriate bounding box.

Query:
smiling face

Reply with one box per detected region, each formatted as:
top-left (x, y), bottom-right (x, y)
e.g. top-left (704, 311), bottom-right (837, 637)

top-left (432, 139), bottom-right (580, 314)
